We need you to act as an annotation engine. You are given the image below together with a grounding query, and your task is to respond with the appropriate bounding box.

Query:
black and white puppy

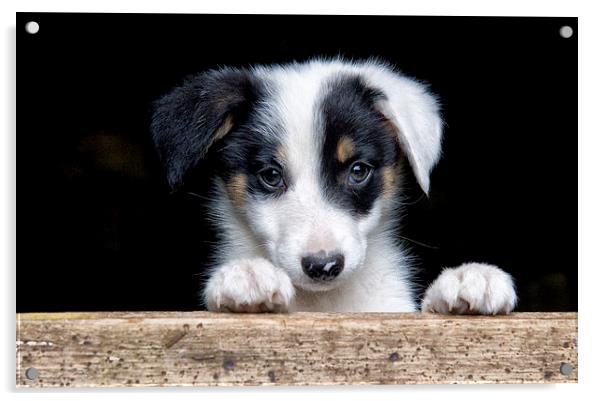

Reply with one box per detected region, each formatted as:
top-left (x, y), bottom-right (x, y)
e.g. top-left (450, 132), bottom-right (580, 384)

top-left (151, 59), bottom-right (517, 314)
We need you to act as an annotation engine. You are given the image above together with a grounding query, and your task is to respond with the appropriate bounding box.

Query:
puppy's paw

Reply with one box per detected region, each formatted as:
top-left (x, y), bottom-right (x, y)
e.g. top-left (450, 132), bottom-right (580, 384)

top-left (421, 262), bottom-right (517, 315)
top-left (204, 258), bottom-right (294, 313)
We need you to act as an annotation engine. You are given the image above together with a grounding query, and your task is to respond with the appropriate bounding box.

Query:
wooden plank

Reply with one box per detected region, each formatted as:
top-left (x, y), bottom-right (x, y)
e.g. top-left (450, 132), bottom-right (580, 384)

top-left (16, 312), bottom-right (577, 387)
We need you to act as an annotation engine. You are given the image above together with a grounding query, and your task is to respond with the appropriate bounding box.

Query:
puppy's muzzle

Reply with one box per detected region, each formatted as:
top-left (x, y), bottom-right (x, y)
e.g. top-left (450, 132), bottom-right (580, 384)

top-left (301, 251), bottom-right (344, 281)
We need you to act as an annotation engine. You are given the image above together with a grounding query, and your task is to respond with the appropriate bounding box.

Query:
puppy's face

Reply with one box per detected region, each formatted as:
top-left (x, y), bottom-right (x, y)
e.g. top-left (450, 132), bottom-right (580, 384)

top-left (151, 60), bottom-right (442, 292)
top-left (218, 75), bottom-right (402, 291)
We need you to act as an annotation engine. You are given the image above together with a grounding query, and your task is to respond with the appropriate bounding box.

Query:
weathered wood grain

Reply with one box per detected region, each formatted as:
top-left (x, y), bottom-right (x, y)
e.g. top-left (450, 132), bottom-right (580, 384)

top-left (16, 312), bottom-right (577, 387)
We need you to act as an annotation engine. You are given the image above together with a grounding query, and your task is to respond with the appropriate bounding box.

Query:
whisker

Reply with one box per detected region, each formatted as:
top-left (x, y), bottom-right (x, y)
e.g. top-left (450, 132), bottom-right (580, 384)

top-left (397, 192), bottom-right (426, 206)
top-left (398, 235), bottom-right (440, 250)
top-left (181, 191), bottom-right (213, 202)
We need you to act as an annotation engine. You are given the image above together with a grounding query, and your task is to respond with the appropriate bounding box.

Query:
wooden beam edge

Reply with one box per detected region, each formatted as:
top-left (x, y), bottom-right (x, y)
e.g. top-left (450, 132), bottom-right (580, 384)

top-left (16, 312), bottom-right (578, 387)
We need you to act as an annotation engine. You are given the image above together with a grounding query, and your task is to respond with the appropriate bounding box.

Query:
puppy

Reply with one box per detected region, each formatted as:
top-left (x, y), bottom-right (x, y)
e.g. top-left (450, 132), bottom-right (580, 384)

top-left (151, 58), bottom-right (517, 314)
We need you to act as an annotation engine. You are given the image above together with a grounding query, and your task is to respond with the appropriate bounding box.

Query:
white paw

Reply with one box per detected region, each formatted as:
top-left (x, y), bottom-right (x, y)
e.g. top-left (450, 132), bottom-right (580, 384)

top-left (204, 258), bottom-right (295, 313)
top-left (421, 262), bottom-right (517, 315)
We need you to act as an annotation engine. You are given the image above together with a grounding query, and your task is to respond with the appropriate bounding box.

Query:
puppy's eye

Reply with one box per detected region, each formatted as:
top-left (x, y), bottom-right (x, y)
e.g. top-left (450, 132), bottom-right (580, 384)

top-left (348, 162), bottom-right (373, 185)
top-left (258, 167), bottom-right (285, 189)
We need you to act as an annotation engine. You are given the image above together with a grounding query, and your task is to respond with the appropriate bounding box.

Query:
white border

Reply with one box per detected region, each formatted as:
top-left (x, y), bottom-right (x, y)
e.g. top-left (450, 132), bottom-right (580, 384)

top-left (2, 1), bottom-right (600, 400)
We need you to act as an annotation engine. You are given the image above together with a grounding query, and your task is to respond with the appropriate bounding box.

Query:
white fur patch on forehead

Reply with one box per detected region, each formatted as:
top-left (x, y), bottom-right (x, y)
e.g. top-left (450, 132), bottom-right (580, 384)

top-left (253, 63), bottom-right (332, 187)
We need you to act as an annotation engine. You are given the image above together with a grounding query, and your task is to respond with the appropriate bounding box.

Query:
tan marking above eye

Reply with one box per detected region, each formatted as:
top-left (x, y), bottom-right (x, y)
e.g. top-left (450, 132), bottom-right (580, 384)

top-left (214, 114), bottom-right (234, 141)
top-left (336, 136), bottom-right (355, 163)
top-left (382, 117), bottom-right (400, 139)
top-left (381, 165), bottom-right (401, 198)
top-left (202, 114), bottom-right (235, 158)
top-left (276, 145), bottom-right (287, 165)
top-left (227, 173), bottom-right (247, 208)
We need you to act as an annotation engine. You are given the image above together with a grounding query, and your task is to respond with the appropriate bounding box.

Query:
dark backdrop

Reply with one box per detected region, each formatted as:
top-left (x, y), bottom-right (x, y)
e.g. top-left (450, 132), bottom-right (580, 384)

top-left (17, 13), bottom-right (577, 312)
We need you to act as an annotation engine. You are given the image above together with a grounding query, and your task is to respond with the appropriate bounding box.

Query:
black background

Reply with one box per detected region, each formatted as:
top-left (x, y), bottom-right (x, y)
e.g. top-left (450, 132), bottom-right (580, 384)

top-left (17, 13), bottom-right (576, 312)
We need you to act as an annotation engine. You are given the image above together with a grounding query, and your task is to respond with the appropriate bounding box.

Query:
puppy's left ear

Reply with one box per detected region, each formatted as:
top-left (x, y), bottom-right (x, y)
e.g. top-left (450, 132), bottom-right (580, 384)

top-left (367, 66), bottom-right (443, 194)
top-left (151, 68), bottom-right (259, 189)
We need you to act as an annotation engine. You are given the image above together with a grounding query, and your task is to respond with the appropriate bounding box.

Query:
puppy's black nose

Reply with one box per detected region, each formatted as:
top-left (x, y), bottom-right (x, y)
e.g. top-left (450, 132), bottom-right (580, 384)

top-left (301, 252), bottom-right (345, 281)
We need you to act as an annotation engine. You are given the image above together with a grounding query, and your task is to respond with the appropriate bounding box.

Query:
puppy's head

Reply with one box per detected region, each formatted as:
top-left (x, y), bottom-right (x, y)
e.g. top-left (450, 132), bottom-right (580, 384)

top-left (152, 60), bottom-right (442, 292)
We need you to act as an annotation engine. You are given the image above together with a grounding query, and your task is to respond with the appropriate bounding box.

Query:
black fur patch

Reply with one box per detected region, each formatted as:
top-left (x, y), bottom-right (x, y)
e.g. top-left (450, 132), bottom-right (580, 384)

top-left (320, 74), bottom-right (401, 216)
top-left (211, 107), bottom-right (287, 200)
top-left (151, 68), bottom-right (265, 188)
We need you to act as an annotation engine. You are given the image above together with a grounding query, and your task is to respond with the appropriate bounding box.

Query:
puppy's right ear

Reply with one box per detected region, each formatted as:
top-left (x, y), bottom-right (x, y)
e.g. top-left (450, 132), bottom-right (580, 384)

top-left (151, 68), bottom-right (259, 188)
